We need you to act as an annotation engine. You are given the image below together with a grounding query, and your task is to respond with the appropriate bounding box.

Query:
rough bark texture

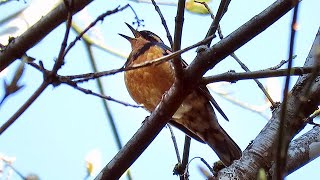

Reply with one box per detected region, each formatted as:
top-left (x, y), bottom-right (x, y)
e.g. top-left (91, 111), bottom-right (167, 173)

top-left (270, 127), bottom-right (320, 176)
top-left (214, 27), bottom-right (320, 180)
top-left (0, 0), bottom-right (93, 71)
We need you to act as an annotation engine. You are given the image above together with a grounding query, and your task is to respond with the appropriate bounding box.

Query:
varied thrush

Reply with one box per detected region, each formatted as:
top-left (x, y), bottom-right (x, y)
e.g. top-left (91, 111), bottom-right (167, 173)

top-left (119, 23), bottom-right (241, 166)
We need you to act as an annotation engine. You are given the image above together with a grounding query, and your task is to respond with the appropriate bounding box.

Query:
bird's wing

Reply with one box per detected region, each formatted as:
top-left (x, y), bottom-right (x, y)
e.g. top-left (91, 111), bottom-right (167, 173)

top-left (168, 120), bottom-right (205, 143)
top-left (198, 85), bottom-right (229, 121)
top-left (157, 42), bottom-right (229, 121)
top-left (180, 52), bottom-right (229, 121)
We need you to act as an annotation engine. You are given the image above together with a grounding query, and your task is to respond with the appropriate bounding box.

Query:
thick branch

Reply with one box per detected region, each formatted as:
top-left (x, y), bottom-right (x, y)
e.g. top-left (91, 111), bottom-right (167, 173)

top-left (215, 27), bottom-right (320, 179)
top-left (270, 126), bottom-right (320, 176)
top-left (0, 0), bottom-right (93, 72)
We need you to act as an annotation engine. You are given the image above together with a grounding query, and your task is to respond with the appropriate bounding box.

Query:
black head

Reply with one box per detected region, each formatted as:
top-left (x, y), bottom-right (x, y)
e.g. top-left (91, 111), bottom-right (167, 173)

top-left (139, 30), bottom-right (164, 43)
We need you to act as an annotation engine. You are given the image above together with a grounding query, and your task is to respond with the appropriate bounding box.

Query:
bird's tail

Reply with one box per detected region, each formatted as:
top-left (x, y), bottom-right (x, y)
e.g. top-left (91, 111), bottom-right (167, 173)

top-left (204, 124), bottom-right (242, 166)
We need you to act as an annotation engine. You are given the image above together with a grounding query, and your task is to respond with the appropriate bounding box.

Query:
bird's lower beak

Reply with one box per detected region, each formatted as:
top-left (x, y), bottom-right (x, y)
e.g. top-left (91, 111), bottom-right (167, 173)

top-left (125, 23), bottom-right (141, 38)
top-left (119, 33), bottom-right (133, 41)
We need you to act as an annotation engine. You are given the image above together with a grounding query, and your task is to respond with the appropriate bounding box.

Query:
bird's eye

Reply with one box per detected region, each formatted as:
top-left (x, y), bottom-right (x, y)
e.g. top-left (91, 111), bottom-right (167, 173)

top-left (140, 31), bottom-right (163, 43)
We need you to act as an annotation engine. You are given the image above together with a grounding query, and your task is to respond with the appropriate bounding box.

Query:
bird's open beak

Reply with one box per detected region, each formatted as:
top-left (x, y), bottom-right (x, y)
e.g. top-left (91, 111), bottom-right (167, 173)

top-left (118, 33), bottom-right (133, 41)
top-left (125, 23), bottom-right (141, 38)
top-left (119, 23), bottom-right (141, 41)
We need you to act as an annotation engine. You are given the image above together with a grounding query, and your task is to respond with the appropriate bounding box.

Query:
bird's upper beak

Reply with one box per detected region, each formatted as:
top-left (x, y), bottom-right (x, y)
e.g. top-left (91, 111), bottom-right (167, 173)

top-left (119, 23), bottom-right (141, 41)
top-left (125, 22), bottom-right (141, 38)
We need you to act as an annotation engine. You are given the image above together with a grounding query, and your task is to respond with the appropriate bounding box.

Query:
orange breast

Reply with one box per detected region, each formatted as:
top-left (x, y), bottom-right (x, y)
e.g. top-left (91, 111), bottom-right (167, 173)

top-left (124, 46), bottom-right (174, 111)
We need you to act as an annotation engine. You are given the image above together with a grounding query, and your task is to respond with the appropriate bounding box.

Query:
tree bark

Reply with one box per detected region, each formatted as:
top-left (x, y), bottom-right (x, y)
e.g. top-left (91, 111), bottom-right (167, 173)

top-left (0, 0), bottom-right (93, 72)
top-left (214, 27), bottom-right (320, 180)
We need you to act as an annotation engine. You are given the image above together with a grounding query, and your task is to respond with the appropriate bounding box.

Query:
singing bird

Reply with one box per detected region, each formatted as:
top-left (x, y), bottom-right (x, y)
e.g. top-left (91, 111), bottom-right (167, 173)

top-left (119, 23), bottom-right (241, 166)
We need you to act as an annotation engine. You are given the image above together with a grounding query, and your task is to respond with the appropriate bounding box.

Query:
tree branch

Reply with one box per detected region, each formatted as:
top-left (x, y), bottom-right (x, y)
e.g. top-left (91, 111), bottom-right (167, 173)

top-left (0, 0), bottom-right (93, 72)
top-left (202, 66), bottom-right (314, 84)
top-left (270, 126), bottom-right (320, 176)
top-left (214, 26), bottom-right (320, 179)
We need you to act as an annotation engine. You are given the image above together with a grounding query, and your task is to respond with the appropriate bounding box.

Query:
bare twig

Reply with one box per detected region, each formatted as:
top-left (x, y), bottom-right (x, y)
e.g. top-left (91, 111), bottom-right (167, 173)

top-left (231, 53), bottom-right (276, 107)
top-left (27, 60), bottom-right (140, 109)
top-left (0, 82), bottom-right (49, 135)
top-left (151, 0), bottom-right (173, 47)
top-left (131, 0), bottom-right (177, 6)
top-left (267, 55), bottom-right (297, 70)
top-left (71, 23), bottom-right (127, 58)
top-left (172, 0), bottom-right (186, 80)
top-left (0, 0), bottom-right (93, 72)
top-left (1, 0), bottom-right (77, 135)
top-left (167, 124), bottom-right (181, 163)
top-left (180, 136), bottom-right (191, 180)
top-left (212, 12), bottom-right (277, 107)
top-left (184, 157), bottom-right (214, 177)
top-left (304, 109), bottom-right (320, 127)
top-left (208, 85), bottom-right (271, 120)
top-left (84, 43), bottom-right (133, 180)
top-left (202, 67), bottom-right (314, 84)
top-left (64, 4), bottom-right (139, 58)
top-left (194, 0), bottom-right (214, 19)
top-left (275, 4), bottom-right (300, 179)
top-left (0, 61), bottom-right (25, 106)
top-left (66, 34), bottom-right (215, 83)
top-left (52, 0), bottom-right (73, 73)
top-left (204, 0), bottom-right (230, 45)
top-left (63, 79), bottom-right (141, 108)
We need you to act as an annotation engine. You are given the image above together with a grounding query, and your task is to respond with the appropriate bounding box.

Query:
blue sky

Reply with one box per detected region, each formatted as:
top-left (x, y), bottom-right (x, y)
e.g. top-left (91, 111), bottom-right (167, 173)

top-left (0, 0), bottom-right (319, 179)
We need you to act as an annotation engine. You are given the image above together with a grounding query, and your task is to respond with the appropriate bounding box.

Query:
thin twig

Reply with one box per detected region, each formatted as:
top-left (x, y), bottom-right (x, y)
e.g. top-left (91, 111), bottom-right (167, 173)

top-left (67, 35), bottom-right (215, 83)
top-left (184, 157), bottom-right (214, 178)
top-left (63, 80), bottom-right (141, 108)
top-left (151, 0), bottom-right (173, 47)
top-left (212, 13), bottom-right (276, 107)
top-left (304, 109), bottom-right (320, 127)
top-left (194, 1), bottom-right (214, 19)
top-left (180, 136), bottom-right (191, 180)
top-left (52, 0), bottom-right (73, 73)
top-left (0, 0), bottom-right (74, 135)
top-left (71, 23), bottom-right (127, 59)
top-left (208, 85), bottom-right (270, 120)
top-left (4, 163), bottom-right (26, 180)
top-left (0, 1), bottom-right (75, 135)
top-left (64, 4), bottom-right (133, 58)
top-left (231, 53), bottom-right (276, 107)
top-left (172, 0), bottom-right (186, 80)
top-left (167, 124), bottom-right (181, 163)
top-left (0, 82), bottom-right (49, 135)
top-left (275, 3), bottom-right (300, 179)
top-left (0, 0), bottom-right (93, 72)
top-left (85, 43), bottom-right (133, 180)
top-left (27, 61), bottom-right (139, 108)
top-left (267, 55), bottom-right (297, 70)
top-left (204, 0), bottom-right (230, 45)
top-left (202, 67), bottom-right (314, 84)
top-left (131, 0), bottom-right (177, 6)
top-left (0, 61), bottom-right (25, 106)
top-left (198, 0), bottom-right (277, 112)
